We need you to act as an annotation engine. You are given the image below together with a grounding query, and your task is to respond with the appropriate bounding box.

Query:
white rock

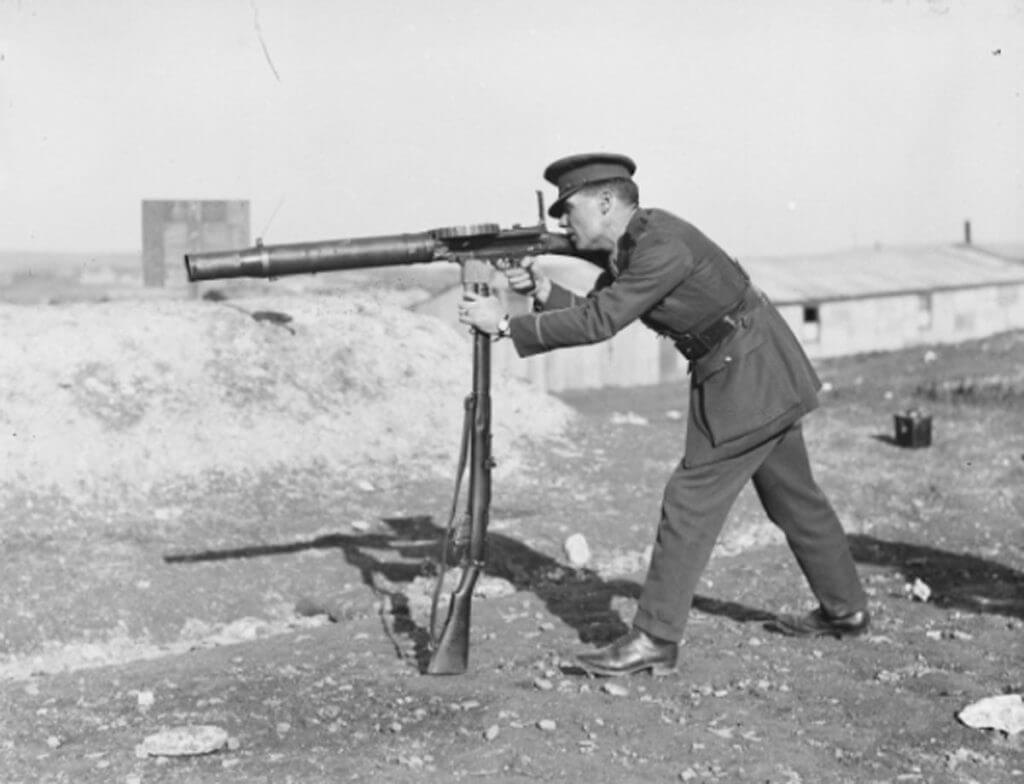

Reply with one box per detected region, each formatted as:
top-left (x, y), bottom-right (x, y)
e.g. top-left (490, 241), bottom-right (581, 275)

top-left (602, 682), bottom-right (629, 697)
top-left (610, 411), bottom-right (649, 426)
top-left (958, 694), bottom-right (1024, 734)
top-left (473, 576), bottom-right (515, 599)
top-left (910, 578), bottom-right (932, 602)
top-left (563, 533), bottom-right (591, 567)
top-left (138, 725), bottom-right (229, 757)
top-left (79, 644), bottom-right (106, 662)
top-left (213, 617), bottom-right (267, 643)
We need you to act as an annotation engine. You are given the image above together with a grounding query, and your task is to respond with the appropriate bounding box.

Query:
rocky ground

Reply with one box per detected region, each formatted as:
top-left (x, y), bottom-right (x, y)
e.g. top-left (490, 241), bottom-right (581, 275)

top-left (0, 292), bottom-right (1022, 783)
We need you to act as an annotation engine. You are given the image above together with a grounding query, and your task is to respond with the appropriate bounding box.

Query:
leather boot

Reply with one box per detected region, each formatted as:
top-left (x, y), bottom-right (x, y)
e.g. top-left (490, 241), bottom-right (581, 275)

top-left (766, 606), bottom-right (870, 638)
top-left (575, 627), bottom-right (678, 677)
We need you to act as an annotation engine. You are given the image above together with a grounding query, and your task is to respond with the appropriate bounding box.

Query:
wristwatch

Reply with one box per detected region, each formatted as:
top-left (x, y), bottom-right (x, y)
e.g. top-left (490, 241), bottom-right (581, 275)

top-left (496, 314), bottom-right (511, 339)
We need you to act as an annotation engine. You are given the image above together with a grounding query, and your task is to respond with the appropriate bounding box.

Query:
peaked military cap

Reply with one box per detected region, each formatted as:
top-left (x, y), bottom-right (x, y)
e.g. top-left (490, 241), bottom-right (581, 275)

top-left (543, 152), bottom-right (637, 218)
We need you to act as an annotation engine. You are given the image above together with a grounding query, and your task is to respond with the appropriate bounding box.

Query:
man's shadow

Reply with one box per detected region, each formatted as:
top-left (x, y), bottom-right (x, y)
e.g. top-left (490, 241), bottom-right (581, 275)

top-left (164, 514), bottom-right (771, 672)
top-left (164, 518), bottom-right (1023, 673)
top-left (848, 533), bottom-right (1024, 620)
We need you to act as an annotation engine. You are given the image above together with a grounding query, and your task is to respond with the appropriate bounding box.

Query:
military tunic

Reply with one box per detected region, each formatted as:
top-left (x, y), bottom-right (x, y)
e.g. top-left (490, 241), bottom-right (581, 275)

top-left (507, 208), bottom-right (867, 642)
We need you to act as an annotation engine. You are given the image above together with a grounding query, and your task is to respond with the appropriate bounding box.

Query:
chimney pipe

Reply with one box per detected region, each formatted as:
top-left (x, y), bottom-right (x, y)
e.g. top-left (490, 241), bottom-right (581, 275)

top-left (963, 220), bottom-right (972, 245)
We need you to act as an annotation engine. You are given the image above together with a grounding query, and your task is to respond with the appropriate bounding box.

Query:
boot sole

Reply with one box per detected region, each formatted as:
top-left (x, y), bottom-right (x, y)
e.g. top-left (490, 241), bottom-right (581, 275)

top-left (574, 658), bottom-right (677, 678)
top-left (768, 622), bottom-right (870, 639)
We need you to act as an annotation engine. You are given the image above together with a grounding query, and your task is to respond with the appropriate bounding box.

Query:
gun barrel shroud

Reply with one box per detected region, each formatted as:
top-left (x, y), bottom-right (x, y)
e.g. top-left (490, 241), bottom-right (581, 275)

top-left (184, 226), bottom-right (578, 282)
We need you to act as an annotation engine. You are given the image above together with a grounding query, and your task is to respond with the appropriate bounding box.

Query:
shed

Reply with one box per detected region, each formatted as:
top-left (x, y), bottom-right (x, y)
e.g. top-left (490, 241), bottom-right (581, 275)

top-left (745, 244), bottom-right (1024, 359)
top-left (415, 243), bottom-right (1024, 392)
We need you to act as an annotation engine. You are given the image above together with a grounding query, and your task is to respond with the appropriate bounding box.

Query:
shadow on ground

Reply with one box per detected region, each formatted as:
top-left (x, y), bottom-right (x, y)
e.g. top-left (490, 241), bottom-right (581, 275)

top-left (164, 514), bottom-right (773, 672)
top-left (163, 519), bottom-right (1023, 676)
top-left (849, 533), bottom-right (1024, 620)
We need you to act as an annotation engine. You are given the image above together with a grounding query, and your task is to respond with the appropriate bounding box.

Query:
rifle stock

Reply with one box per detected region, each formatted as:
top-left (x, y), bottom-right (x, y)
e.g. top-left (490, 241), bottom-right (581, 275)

top-left (427, 263), bottom-right (493, 675)
top-left (426, 564), bottom-right (481, 675)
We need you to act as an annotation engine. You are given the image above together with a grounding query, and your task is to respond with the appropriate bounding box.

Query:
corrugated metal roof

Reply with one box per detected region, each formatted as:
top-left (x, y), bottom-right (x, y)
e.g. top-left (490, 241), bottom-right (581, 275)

top-left (976, 243), bottom-right (1024, 262)
top-left (740, 245), bottom-right (1024, 304)
top-left (541, 244), bottom-right (1024, 306)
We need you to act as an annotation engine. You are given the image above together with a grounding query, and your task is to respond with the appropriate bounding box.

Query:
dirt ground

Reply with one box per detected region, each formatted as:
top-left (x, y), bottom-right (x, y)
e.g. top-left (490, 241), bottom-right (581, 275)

top-left (1, 292), bottom-right (1022, 783)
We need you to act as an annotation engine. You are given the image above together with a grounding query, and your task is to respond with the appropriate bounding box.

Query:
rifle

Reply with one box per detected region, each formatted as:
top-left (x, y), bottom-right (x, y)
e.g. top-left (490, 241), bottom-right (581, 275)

top-left (184, 194), bottom-right (583, 675)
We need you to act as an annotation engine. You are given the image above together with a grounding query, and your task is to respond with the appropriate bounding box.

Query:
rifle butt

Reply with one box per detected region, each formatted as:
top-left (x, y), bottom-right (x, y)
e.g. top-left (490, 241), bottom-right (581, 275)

top-left (426, 567), bottom-right (480, 675)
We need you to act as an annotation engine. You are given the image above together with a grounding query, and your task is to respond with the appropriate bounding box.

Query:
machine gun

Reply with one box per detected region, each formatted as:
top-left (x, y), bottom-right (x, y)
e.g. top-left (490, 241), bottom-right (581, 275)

top-left (184, 194), bottom-right (583, 675)
top-left (184, 193), bottom-right (577, 283)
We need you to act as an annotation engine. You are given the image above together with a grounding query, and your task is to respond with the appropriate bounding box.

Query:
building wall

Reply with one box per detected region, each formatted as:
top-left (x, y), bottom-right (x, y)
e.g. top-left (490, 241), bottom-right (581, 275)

top-left (417, 277), bottom-right (1024, 394)
top-left (783, 282), bottom-right (1024, 360)
top-left (414, 277), bottom-right (690, 393)
top-left (492, 319), bottom-right (672, 392)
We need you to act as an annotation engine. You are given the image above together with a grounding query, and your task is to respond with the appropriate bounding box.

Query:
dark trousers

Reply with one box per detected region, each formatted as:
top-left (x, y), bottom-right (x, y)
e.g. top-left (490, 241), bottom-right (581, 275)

top-left (633, 422), bottom-right (867, 642)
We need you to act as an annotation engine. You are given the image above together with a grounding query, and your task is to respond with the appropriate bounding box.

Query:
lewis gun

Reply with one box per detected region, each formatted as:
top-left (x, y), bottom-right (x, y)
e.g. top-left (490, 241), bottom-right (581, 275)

top-left (183, 194), bottom-right (584, 675)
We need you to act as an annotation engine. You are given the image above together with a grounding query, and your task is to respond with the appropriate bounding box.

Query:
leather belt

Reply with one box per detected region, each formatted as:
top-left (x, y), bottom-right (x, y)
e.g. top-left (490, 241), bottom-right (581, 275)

top-left (673, 287), bottom-right (756, 361)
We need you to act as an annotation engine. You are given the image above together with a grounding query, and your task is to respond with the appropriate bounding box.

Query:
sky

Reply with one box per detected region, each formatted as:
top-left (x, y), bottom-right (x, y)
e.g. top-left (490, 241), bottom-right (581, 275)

top-left (0, 0), bottom-right (1021, 257)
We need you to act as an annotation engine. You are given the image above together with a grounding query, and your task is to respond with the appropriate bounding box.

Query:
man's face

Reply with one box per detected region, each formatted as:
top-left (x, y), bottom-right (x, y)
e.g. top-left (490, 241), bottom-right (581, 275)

top-left (558, 191), bottom-right (605, 251)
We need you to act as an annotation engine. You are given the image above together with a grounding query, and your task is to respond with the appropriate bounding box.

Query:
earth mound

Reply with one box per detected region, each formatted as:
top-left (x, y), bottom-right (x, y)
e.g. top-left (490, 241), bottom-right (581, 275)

top-left (0, 291), bottom-right (574, 510)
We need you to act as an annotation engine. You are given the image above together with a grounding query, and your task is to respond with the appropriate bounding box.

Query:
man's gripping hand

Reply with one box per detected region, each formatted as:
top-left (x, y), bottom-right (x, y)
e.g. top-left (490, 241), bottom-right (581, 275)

top-left (458, 292), bottom-right (507, 336)
top-left (504, 257), bottom-right (551, 304)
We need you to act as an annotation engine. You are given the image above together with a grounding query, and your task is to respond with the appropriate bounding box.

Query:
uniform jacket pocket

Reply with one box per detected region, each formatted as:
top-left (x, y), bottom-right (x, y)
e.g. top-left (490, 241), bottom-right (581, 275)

top-left (690, 326), bottom-right (804, 447)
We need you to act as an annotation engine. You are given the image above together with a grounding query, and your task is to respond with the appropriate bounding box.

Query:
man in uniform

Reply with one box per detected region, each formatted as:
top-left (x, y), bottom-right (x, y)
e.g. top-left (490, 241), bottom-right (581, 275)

top-left (458, 153), bottom-right (869, 677)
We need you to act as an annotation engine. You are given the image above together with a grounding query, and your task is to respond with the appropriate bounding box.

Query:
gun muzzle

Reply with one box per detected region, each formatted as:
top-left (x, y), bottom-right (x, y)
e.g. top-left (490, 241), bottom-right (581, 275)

top-left (184, 233), bottom-right (441, 282)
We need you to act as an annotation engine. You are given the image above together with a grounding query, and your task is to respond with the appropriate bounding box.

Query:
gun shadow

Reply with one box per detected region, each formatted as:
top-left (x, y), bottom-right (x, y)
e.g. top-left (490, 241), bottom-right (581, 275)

top-left (164, 514), bottom-right (772, 673)
top-left (848, 533), bottom-right (1024, 620)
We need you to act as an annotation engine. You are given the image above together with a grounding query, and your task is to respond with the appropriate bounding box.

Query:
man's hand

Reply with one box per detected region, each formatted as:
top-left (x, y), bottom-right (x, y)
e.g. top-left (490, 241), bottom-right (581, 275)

top-left (505, 257), bottom-right (551, 304)
top-left (458, 292), bottom-right (506, 335)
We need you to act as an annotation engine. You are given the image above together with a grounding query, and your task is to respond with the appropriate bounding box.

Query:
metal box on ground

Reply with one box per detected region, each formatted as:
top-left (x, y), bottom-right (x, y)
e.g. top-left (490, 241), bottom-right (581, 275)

top-left (894, 409), bottom-right (932, 448)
